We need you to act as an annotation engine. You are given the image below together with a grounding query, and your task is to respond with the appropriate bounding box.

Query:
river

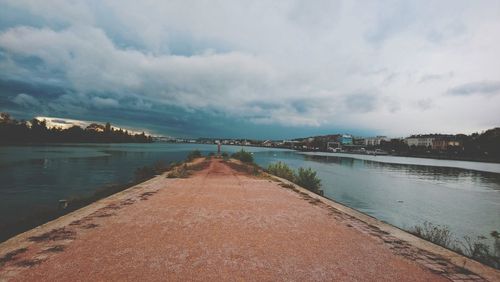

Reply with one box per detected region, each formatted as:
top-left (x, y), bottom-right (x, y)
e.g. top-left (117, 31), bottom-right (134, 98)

top-left (1, 143), bottom-right (499, 246)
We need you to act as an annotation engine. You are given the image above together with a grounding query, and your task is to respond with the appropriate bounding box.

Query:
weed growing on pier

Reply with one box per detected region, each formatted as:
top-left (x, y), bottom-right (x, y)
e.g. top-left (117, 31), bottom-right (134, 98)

top-left (294, 167), bottom-right (322, 194)
top-left (266, 162), bottom-right (322, 194)
top-left (411, 221), bottom-right (454, 248)
top-left (410, 221), bottom-right (500, 269)
top-left (166, 164), bottom-right (190, 178)
top-left (267, 162), bottom-right (295, 182)
top-left (231, 149), bottom-right (254, 163)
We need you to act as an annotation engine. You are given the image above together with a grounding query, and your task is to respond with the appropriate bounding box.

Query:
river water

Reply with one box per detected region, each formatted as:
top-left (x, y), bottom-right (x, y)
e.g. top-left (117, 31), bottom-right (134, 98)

top-left (1, 143), bottom-right (499, 245)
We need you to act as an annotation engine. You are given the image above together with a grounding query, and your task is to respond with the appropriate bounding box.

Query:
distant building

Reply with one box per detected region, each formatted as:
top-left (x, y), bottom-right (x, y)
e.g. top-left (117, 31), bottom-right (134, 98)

top-left (404, 136), bottom-right (434, 147)
top-left (432, 137), bottom-right (461, 150)
top-left (327, 141), bottom-right (341, 151)
top-left (404, 134), bottom-right (457, 148)
top-left (262, 140), bottom-right (273, 147)
top-left (364, 136), bottom-right (389, 146)
top-left (353, 137), bottom-right (365, 146)
top-left (340, 135), bottom-right (353, 145)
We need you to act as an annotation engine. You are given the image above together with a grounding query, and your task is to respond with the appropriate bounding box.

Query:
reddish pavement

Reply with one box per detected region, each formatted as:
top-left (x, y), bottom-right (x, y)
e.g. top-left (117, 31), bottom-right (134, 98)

top-left (0, 159), bottom-right (484, 281)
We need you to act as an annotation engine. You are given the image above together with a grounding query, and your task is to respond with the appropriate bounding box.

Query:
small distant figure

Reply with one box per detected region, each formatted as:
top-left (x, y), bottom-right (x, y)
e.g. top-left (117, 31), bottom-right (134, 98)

top-left (217, 142), bottom-right (221, 156)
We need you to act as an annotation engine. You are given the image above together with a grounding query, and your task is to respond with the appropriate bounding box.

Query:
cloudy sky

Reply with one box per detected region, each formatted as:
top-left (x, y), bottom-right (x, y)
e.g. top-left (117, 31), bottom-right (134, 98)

top-left (0, 0), bottom-right (499, 138)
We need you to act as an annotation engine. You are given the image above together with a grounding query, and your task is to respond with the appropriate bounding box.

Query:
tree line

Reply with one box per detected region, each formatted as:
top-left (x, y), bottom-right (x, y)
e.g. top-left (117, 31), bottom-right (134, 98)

top-left (378, 128), bottom-right (500, 162)
top-left (0, 112), bottom-right (153, 144)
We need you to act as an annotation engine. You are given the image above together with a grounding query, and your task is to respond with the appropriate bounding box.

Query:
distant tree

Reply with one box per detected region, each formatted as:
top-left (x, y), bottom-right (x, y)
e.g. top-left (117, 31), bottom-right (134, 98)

top-left (86, 123), bottom-right (105, 132)
top-left (380, 139), bottom-right (409, 153)
top-left (105, 122), bottom-right (111, 133)
top-left (0, 113), bottom-right (153, 145)
top-left (0, 112), bottom-right (11, 123)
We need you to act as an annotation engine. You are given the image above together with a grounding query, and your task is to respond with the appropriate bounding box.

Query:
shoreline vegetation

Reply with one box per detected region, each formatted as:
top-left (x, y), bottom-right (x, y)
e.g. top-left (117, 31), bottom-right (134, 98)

top-left (1, 148), bottom-right (498, 271)
top-left (0, 113), bottom-right (153, 144)
top-left (410, 222), bottom-right (500, 270)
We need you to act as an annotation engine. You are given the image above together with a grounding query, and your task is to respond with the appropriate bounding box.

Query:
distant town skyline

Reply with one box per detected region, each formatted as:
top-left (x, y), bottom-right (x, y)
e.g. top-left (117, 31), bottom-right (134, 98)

top-left (1, 1), bottom-right (500, 139)
top-left (22, 115), bottom-right (500, 140)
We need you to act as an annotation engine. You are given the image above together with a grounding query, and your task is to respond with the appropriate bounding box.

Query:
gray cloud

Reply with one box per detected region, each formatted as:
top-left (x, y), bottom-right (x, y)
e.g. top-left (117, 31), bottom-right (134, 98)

top-left (344, 93), bottom-right (378, 113)
top-left (0, 0), bottom-right (499, 136)
top-left (447, 81), bottom-right (500, 96)
top-left (12, 93), bottom-right (40, 107)
top-left (416, 98), bottom-right (433, 111)
top-left (419, 72), bottom-right (454, 84)
top-left (91, 97), bottom-right (119, 109)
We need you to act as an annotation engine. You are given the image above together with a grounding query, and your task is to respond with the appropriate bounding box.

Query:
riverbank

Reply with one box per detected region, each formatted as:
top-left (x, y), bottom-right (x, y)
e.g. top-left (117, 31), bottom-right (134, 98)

top-left (1, 158), bottom-right (498, 281)
top-left (293, 149), bottom-right (500, 164)
top-left (300, 151), bottom-right (500, 173)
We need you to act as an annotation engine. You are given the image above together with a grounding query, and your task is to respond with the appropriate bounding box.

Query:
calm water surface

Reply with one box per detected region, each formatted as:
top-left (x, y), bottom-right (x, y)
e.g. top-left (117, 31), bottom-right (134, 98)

top-left (1, 143), bottom-right (499, 245)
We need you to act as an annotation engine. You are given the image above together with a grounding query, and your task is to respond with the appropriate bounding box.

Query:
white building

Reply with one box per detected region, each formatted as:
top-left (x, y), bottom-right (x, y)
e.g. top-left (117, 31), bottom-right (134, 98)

top-left (404, 136), bottom-right (435, 147)
top-left (364, 136), bottom-right (389, 146)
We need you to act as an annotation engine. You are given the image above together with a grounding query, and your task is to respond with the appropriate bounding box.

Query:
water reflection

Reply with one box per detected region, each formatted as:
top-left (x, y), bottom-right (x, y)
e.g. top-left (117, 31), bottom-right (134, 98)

top-left (301, 154), bottom-right (500, 191)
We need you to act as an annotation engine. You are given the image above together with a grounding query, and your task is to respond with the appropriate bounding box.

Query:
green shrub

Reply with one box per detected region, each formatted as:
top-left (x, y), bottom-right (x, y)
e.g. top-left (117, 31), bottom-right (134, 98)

top-left (294, 167), bottom-right (322, 193)
top-left (231, 149), bottom-right (254, 163)
top-left (266, 162), bottom-right (322, 194)
top-left (187, 150), bottom-right (202, 161)
top-left (267, 162), bottom-right (295, 182)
